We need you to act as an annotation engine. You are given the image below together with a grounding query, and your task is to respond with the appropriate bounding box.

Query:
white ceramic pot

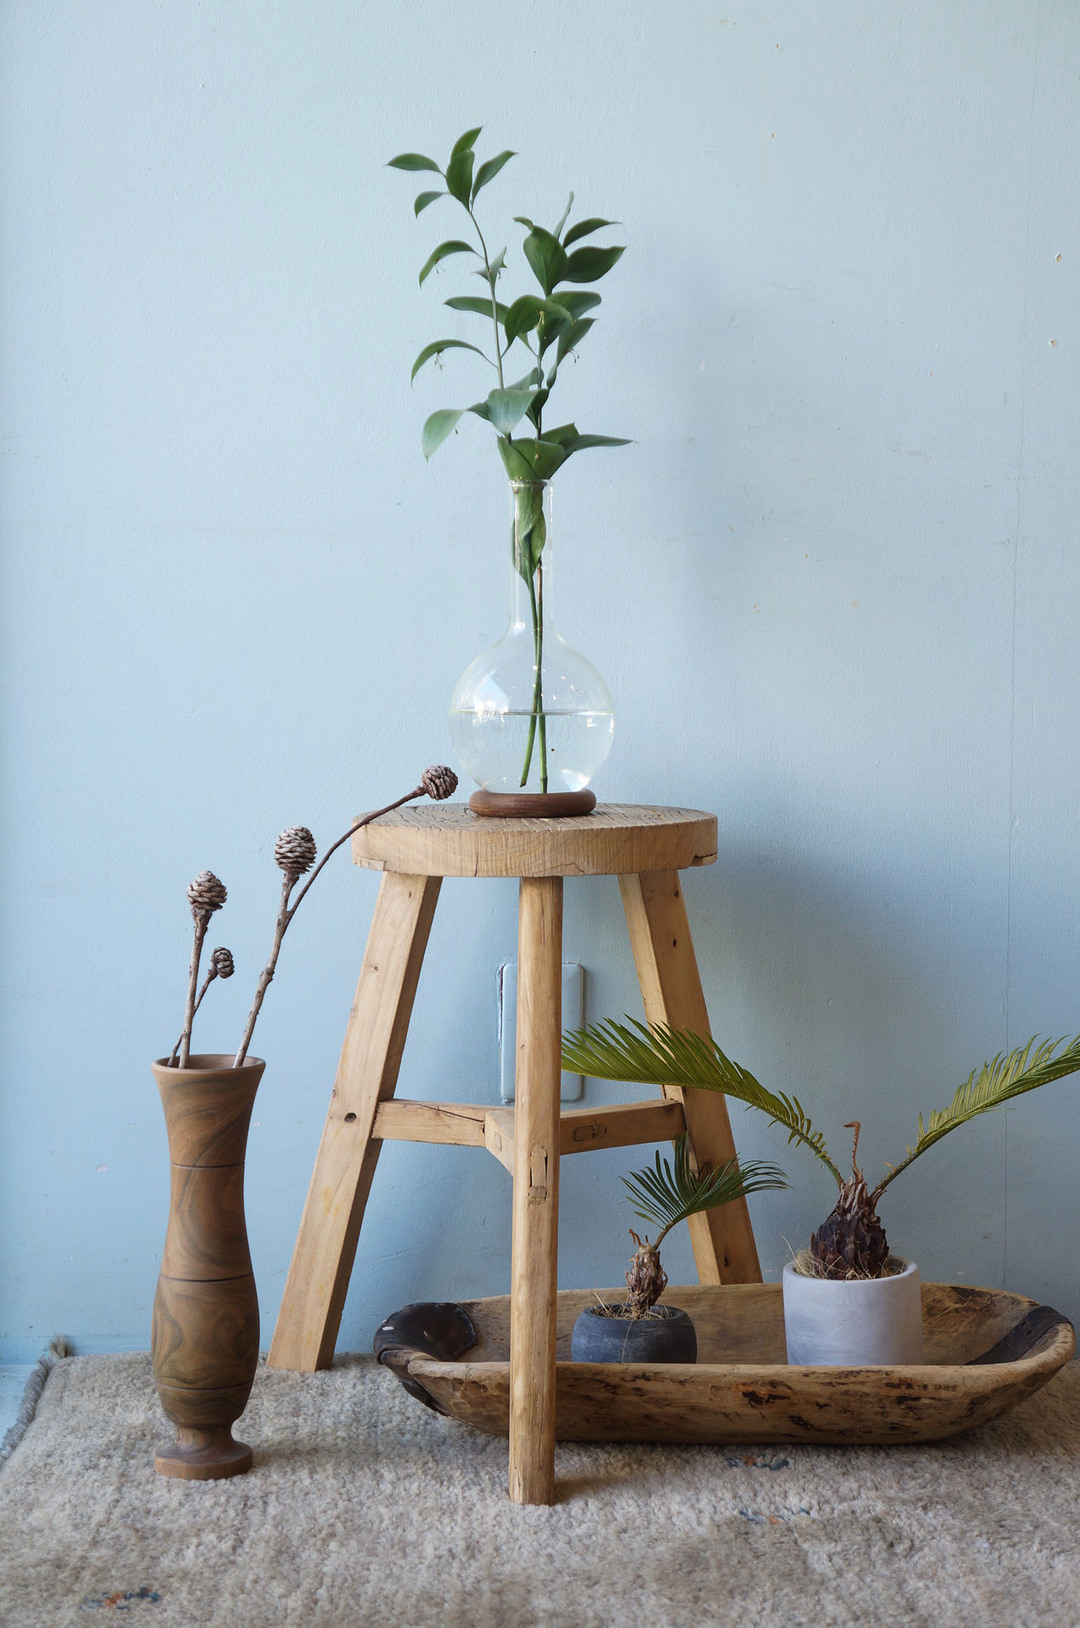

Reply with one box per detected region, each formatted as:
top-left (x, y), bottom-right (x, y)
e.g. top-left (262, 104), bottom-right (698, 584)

top-left (781, 1258), bottom-right (924, 1365)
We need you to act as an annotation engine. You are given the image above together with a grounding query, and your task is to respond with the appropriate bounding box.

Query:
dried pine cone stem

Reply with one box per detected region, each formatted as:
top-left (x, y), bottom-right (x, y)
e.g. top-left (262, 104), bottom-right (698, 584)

top-left (169, 947), bottom-right (235, 1065)
top-left (177, 872), bottom-right (227, 1069)
top-left (233, 768), bottom-right (458, 1067)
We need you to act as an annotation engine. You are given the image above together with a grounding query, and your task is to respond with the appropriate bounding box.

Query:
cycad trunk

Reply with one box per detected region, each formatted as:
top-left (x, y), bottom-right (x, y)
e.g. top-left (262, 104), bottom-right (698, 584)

top-left (808, 1123), bottom-right (890, 1280)
top-left (625, 1231), bottom-right (668, 1316)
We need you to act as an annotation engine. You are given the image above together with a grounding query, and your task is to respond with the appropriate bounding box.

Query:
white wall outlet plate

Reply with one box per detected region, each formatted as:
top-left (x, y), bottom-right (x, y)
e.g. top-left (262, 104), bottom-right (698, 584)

top-left (498, 961), bottom-right (584, 1103)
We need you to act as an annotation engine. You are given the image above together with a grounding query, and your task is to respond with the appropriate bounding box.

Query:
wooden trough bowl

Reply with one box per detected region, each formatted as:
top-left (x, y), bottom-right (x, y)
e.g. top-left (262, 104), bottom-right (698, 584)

top-left (375, 1282), bottom-right (1074, 1446)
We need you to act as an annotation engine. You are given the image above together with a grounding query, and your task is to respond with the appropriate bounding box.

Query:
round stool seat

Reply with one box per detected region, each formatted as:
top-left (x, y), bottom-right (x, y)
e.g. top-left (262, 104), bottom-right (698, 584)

top-left (351, 803), bottom-right (718, 879)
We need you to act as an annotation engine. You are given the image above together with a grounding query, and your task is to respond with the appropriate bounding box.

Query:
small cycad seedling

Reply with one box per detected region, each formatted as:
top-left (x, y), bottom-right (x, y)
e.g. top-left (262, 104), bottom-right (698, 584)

top-left (610, 1135), bottom-right (787, 1317)
top-left (564, 1021), bottom-right (1080, 1281)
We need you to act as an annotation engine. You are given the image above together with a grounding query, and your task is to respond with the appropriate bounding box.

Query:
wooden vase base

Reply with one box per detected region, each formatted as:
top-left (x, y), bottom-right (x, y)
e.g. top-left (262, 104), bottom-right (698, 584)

top-left (469, 789), bottom-right (597, 818)
top-left (154, 1427), bottom-right (253, 1481)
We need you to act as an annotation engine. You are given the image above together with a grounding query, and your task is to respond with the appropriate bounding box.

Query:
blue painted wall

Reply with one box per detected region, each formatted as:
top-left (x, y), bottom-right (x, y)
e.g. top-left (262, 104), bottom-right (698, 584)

top-left (3, 3), bottom-right (1079, 1360)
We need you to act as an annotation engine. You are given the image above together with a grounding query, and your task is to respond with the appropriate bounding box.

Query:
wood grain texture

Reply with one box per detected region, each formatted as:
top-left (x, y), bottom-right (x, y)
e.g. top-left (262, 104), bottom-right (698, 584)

top-left (620, 871), bottom-right (762, 1286)
top-left (469, 789), bottom-right (596, 818)
top-left (483, 1099), bottom-right (687, 1174)
top-left (508, 876), bottom-right (564, 1505)
top-left (267, 872), bottom-right (442, 1373)
top-left (372, 1099), bottom-right (489, 1148)
top-left (152, 1056), bottom-right (263, 1167)
top-left (151, 1056), bottom-right (263, 1479)
top-left (392, 1283), bottom-right (1075, 1445)
top-left (351, 803), bottom-right (718, 879)
top-left (160, 1164), bottom-right (252, 1280)
top-left (152, 1274), bottom-right (260, 1391)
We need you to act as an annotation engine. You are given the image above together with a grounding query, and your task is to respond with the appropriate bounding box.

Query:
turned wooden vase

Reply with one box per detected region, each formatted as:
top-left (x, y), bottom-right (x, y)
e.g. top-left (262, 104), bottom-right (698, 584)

top-left (151, 1054), bottom-right (264, 1480)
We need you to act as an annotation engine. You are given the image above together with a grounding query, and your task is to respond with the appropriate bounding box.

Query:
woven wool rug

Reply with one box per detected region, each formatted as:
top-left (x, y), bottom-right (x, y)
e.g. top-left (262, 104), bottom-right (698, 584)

top-left (1, 1352), bottom-right (1078, 1628)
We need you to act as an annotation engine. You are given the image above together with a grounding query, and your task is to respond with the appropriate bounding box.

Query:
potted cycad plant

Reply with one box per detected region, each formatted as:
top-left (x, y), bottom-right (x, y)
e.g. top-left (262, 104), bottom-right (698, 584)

top-left (562, 1020), bottom-right (1080, 1365)
top-left (571, 1134), bottom-right (786, 1363)
top-left (390, 128), bottom-right (629, 813)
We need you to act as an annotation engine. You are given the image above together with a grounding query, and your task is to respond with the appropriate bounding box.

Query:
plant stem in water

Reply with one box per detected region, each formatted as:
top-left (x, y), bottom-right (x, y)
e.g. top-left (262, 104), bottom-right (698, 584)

top-left (519, 566), bottom-right (547, 791)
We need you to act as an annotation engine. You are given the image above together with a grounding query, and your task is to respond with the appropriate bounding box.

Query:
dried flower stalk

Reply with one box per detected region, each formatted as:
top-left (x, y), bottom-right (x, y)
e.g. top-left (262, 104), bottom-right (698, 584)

top-left (169, 948), bottom-right (234, 1066)
top-left (233, 767), bottom-right (457, 1067)
top-left (177, 873), bottom-right (227, 1068)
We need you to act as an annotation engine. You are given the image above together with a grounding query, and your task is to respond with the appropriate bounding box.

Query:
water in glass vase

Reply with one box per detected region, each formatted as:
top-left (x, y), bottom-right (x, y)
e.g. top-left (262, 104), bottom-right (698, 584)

top-left (448, 480), bottom-right (615, 798)
top-left (449, 706), bottom-right (615, 794)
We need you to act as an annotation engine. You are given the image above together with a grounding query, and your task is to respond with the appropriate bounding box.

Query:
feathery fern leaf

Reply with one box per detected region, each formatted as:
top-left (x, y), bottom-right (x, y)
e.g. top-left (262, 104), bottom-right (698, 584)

top-left (621, 1135), bottom-right (787, 1246)
top-left (877, 1033), bottom-right (1080, 1194)
top-left (563, 1018), bottom-right (842, 1184)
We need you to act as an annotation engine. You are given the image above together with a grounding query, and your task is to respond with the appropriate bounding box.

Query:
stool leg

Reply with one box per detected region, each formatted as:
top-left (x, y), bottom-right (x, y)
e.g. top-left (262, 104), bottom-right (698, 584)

top-left (508, 875), bottom-right (563, 1505)
top-left (620, 870), bottom-right (762, 1284)
top-left (268, 872), bottom-right (442, 1372)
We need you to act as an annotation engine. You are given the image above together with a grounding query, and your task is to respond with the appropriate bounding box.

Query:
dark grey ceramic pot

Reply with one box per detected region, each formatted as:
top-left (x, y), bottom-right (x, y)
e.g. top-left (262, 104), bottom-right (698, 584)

top-left (570, 1304), bottom-right (697, 1363)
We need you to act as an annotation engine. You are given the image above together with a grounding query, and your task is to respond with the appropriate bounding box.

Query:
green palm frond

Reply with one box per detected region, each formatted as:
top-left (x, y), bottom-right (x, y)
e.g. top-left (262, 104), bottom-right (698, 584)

top-left (622, 1134), bottom-right (788, 1247)
top-left (562, 1018), bottom-right (842, 1185)
top-left (877, 1033), bottom-right (1080, 1194)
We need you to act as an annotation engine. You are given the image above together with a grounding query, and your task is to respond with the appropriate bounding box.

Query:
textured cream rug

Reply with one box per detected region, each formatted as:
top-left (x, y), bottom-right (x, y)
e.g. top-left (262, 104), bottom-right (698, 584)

top-left (1, 1351), bottom-right (1078, 1628)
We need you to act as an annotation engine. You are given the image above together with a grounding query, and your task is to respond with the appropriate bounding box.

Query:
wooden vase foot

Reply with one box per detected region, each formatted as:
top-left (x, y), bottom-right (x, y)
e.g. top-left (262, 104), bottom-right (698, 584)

top-left (154, 1426), bottom-right (253, 1480)
top-left (470, 789), bottom-right (596, 818)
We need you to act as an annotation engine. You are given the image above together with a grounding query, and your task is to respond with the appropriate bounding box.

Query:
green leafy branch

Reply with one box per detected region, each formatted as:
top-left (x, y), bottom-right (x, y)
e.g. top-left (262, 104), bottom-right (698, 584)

top-left (562, 1018), bottom-right (1080, 1200)
top-left (623, 1134), bottom-right (788, 1250)
top-left (877, 1033), bottom-right (1080, 1194)
top-left (389, 127), bottom-right (630, 480)
top-left (562, 1019), bottom-right (843, 1184)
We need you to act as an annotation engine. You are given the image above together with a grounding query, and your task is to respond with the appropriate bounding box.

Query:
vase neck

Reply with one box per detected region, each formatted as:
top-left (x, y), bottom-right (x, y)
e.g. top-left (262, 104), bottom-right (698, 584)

top-left (508, 480), bottom-right (552, 628)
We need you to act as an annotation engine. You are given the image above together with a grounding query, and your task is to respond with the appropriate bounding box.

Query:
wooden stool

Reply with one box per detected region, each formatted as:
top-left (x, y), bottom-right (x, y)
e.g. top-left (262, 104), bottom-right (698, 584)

top-left (268, 803), bottom-right (762, 1504)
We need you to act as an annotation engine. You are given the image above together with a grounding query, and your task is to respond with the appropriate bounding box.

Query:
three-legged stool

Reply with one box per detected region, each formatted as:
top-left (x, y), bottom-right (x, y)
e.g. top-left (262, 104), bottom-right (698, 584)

top-left (268, 803), bottom-right (761, 1504)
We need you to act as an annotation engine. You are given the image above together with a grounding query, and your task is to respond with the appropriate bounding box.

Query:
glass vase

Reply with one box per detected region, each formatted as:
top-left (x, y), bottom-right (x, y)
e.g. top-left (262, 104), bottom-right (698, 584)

top-left (449, 480), bottom-right (614, 797)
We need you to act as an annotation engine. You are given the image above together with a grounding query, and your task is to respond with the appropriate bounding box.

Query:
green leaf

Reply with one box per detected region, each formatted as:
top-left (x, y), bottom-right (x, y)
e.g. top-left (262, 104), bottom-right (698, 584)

top-left (556, 432), bottom-right (631, 457)
top-left (562, 216), bottom-right (619, 247)
top-left (556, 290), bottom-right (602, 319)
top-left (489, 248), bottom-right (506, 280)
top-left (556, 316), bottom-right (594, 365)
top-left (535, 304), bottom-right (574, 357)
top-left (497, 435), bottom-right (567, 483)
top-left (414, 190), bottom-right (445, 216)
top-left (561, 244), bottom-right (625, 283)
top-left (444, 147), bottom-right (474, 206)
top-left (878, 1035), bottom-right (1080, 1195)
top-left (421, 399), bottom-right (493, 456)
top-left (510, 477), bottom-right (547, 579)
top-left (450, 126), bottom-right (482, 158)
top-left (561, 1019), bottom-right (843, 1184)
top-left (421, 408), bottom-right (467, 458)
top-left (523, 227), bottom-right (568, 295)
top-left (541, 422), bottom-right (579, 447)
top-left (503, 296), bottom-right (544, 347)
top-left (622, 1135), bottom-right (787, 1247)
top-left (388, 152), bottom-right (442, 173)
top-left (418, 240), bottom-right (476, 286)
top-left (553, 191), bottom-right (575, 240)
top-left (484, 387), bottom-right (538, 436)
top-left (513, 215), bottom-right (537, 231)
top-left (410, 339), bottom-right (489, 383)
top-left (445, 295), bottom-right (510, 323)
top-left (503, 295), bottom-right (572, 348)
top-left (472, 149), bottom-right (515, 201)
top-left (526, 386), bottom-right (550, 430)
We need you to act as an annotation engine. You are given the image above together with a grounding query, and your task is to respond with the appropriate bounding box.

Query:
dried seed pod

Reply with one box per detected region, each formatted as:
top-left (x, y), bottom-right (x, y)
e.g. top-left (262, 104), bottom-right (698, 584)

top-left (209, 947), bottom-right (234, 980)
top-left (421, 764), bottom-right (458, 801)
top-left (187, 870), bottom-right (227, 918)
top-left (274, 826), bottom-right (317, 877)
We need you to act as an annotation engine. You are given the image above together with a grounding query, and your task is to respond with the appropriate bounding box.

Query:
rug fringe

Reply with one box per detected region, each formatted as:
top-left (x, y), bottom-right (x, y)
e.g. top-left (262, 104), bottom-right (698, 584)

top-left (0, 1336), bottom-right (74, 1472)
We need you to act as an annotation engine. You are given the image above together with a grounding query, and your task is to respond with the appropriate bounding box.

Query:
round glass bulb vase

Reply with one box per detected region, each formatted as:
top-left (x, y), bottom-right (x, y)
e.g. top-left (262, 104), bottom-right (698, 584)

top-left (449, 481), bottom-right (613, 815)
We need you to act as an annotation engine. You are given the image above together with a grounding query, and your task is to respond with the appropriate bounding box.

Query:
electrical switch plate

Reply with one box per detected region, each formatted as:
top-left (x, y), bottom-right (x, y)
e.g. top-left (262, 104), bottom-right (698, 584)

top-left (498, 961), bottom-right (584, 1103)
